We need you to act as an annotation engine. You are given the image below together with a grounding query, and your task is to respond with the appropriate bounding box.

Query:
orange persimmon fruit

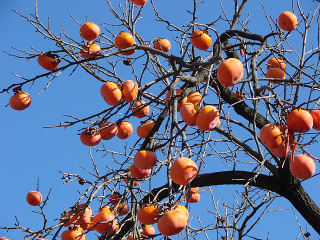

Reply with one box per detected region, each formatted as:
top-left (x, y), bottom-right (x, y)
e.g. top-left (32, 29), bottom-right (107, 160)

top-left (267, 58), bottom-right (286, 70)
top-left (26, 191), bottom-right (42, 206)
top-left (99, 122), bottom-right (118, 140)
top-left (196, 105), bottom-right (220, 131)
top-left (38, 52), bottom-right (61, 71)
top-left (290, 154), bottom-right (316, 180)
top-left (80, 22), bottom-right (100, 41)
top-left (180, 102), bottom-right (198, 126)
top-left (137, 205), bottom-right (159, 225)
top-left (278, 11), bottom-right (298, 31)
top-left (217, 58), bottom-right (244, 87)
top-left (190, 30), bottom-right (212, 50)
top-left (116, 121), bottom-right (133, 139)
top-left (170, 157), bottom-right (198, 185)
top-left (133, 150), bottom-right (157, 169)
top-left (286, 109), bottom-right (313, 133)
top-left (165, 89), bottom-right (187, 111)
top-left (154, 38), bottom-right (171, 52)
top-left (9, 91), bottom-right (31, 110)
top-left (130, 0), bottom-right (147, 5)
top-left (100, 82), bottom-right (122, 106)
top-left (80, 130), bottom-right (101, 146)
top-left (259, 124), bottom-right (283, 149)
top-left (92, 211), bottom-right (118, 235)
top-left (137, 121), bottom-right (155, 138)
top-left (122, 80), bottom-right (138, 102)
top-left (310, 109), bottom-right (320, 131)
top-left (61, 225), bottom-right (86, 240)
top-left (157, 210), bottom-right (188, 236)
top-left (114, 31), bottom-right (135, 55)
top-left (80, 44), bottom-right (101, 59)
top-left (187, 91), bottom-right (202, 105)
top-left (132, 100), bottom-right (149, 118)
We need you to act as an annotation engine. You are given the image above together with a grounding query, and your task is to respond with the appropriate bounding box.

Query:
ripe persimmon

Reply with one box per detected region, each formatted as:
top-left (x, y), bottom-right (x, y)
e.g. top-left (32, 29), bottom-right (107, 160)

top-left (133, 150), bottom-right (157, 169)
top-left (310, 109), bottom-right (320, 131)
top-left (0, 238), bottom-right (9, 240)
top-left (79, 216), bottom-right (95, 231)
top-left (165, 89), bottom-right (187, 111)
top-left (190, 30), bottom-right (212, 50)
top-left (130, 164), bottom-right (152, 179)
top-left (80, 44), bottom-right (101, 59)
top-left (132, 100), bottom-right (149, 118)
top-left (267, 58), bottom-right (286, 70)
top-left (259, 124), bottom-right (283, 149)
top-left (154, 38), bottom-right (171, 52)
top-left (109, 192), bottom-right (122, 206)
top-left (35, 238), bottom-right (49, 240)
top-left (278, 11), bottom-right (298, 31)
top-left (217, 58), bottom-right (244, 87)
top-left (142, 225), bottom-right (156, 237)
top-left (286, 109), bottom-right (313, 133)
top-left (290, 154), bottom-right (316, 180)
top-left (174, 205), bottom-right (189, 218)
top-left (114, 31), bottom-right (135, 55)
top-left (180, 102), bottom-right (198, 126)
top-left (187, 91), bottom-right (202, 105)
top-left (115, 202), bottom-right (130, 216)
top-left (92, 211), bottom-right (118, 235)
top-left (170, 157), bottom-right (198, 185)
top-left (130, 0), bottom-right (147, 5)
top-left (100, 82), bottom-right (122, 106)
top-left (61, 225), bottom-right (86, 240)
top-left (137, 121), bottom-right (155, 138)
top-left (9, 91), bottom-right (31, 110)
top-left (184, 187), bottom-right (201, 203)
top-left (266, 68), bottom-right (286, 84)
top-left (80, 22), bottom-right (100, 41)
top-left (122, 80), bottom-right (138, 102)
top-left (196, 105), bottom-right (220, 131)
top-left (80, 130), bottom-right (101, 146)
top-left (26, 191), bottom-right (42, 206)
top-left (70, 204), bottom-right (93, 225)
top-left (38, 52), bottom-right (61, 71)
top-left (157, 210), bottom-right (188, 236)
top-left (123, 166), bottom-right (141, 186)
top-left (99, 122), bottom-right (118, 140)
top-left (116, 121), bottom-right (133, 139)
top-left (137, 205), bottom-right (159, 225)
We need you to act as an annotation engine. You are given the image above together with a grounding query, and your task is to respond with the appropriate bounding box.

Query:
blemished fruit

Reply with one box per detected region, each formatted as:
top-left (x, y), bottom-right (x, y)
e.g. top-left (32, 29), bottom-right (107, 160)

top-left (115, 202), bottom-right (130, 216)
top-left (157, 210), bottom-right (188, 236)
top-left (217, 58), bottom-right (244, 87)
top-left (133, 150), bottom-right (157, 169)
top-left (9, 91), bottom-right (31, 110)
top-left (170, 157), bottom-right (198, 185)
top-left (137, 205), bottom-right (159, 225)
top-left (122, 80), bottom-right (138, 102)
top-left (187, 91), bottom-right (202, 105)
top-left (80, 130), bottom-right (101, 146)
top-left (114, 31), bottom-right (135, 55)
top-left (80, 44), bottom-right (101, 59)
top-left (132, 100), bottom-right (149, 118)
top-left (137, 121), bottom-right (155, 138)
top-left (80, 22), bottom-right (100, 41)
top-left (26, 191), bottom-right (42, 206)
top-left (100, 82), bottom-right (122, 106)
top-left (266, 68), bottom-right (286, 84)
top-left (267, 58), bottom-right (286, 70)
top-left (180, 102), bottom-right (198, 126)
top-left (92, 211), bottom-right (118, 235)
top-left (116, 121), bottom-right (133, 139)
top-left (196, 105), bottom-right (220, 131)
top-left (130, 0), bottom-right (147, 5)
top-left (278, 11), bottom-right (298, 31)
top-left (286, 109), bottom-right (313, 133)
top-left (165, 89), bottom-right (187, 111)
top-left (259, 124), bottom-right (283, 149)
top-left (190, 30), bottom-right (212, 50)
top-left (61, 225), bottom-right (86, 240)
top-left (310, 110), bottom-right (320, 131)
top-left (290, 154), bottom-right (316, 180)
top-left (154, 38), bottom-right (171, 52)
top-left (99, 122), bottom-right (118, 140)
top-left (38, 52), bottom-right (61, 71)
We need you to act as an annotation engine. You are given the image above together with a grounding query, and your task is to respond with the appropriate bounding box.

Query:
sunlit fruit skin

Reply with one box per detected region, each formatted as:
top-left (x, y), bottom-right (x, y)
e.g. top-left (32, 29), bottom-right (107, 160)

top-left (38, 53), bottom-right (61, 71)
top-left (267, 58), bottom-right (286, 70)
top-left (26, 191), bottom-right (42, 206)
top-left (196, 105), bottom-right (220, 131)
top-left (137, 205), bottom-right (159, 224)
top-left (180, 103), bottom-right (198, 126)
top-left (165, 89), bottom-right (187, 111)
top-left (99, 122), bottom-right (118, 140)
top-left (0, 238), bottom-right (9, 240)
top-left (190, 30), bottom-right (212, 50)
top-left (170, 157), bottom-right (198, 185)
top-left (80, 130), bottom-right (101, 146)
top-left (122, 80), bottom-right (138, 102)
top-left (61, 225), bottom-right (86, 240)
top-left (71, 204), bottom-right (93, 225)
top-left (80, 44), bottom-right (101, 59)
top-left (278, 11), bottom-right (298, 31)
top-left (310, 110), bottom-right (320, 131)
top-left (266, 68), bottom-right (286, 84)
top-left (92, 211), bottom-right (118, 235)
top-left (116, 202), bottom-right (130, 216)
top-left (132, 100), bottom-right (149, 118)
top-left (157, 210), bottom-right (188, 236)
top-left (154, 38), bottom-right (171, 52)
top-left (142, 225), bottom-right (156, 237)
top-left (174, 205), bottom-right (189, 219)
top-left (184, 187), bottom-right (201, 203)
top-left (9, 92), bottom-right (31, 110)
top-left (286, 109), bottom-right (313, 133)
top-left (116, 121), bottom-right (133, 139)
top-left (187, 91), bottom-right (202, 105)
top-left (217, 58), bottom-right (244, 87)
top-left (124, 166), bottom-right (141, 186)
top-left (80, 22), bottom-right (100, 41)
top-left (130, 0), bottom-right (147, 5)
top-left (259, 124), bottom-right (283, 149)
top-left (114, 32), bottom-right (135, 55)
top-left (130, 164), bottom-right (152, 179)
top-left (133, 150), bottom-right (157, 169)
top-left (137, 121), bottom-right (155, 138)
top-left (290, 154), bottom-right (316, 180)
top-left (100, 82), bottom-right (122, 106)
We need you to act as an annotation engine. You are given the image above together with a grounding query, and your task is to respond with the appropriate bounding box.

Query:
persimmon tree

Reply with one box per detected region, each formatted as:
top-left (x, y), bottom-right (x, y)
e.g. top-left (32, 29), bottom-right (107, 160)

top-left (2, 0), bottom-right (320, 239)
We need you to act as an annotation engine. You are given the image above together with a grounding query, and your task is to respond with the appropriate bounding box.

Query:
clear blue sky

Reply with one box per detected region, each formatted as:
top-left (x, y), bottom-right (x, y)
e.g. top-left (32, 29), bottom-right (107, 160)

top-left (1, 0), bottom-right (320, 239)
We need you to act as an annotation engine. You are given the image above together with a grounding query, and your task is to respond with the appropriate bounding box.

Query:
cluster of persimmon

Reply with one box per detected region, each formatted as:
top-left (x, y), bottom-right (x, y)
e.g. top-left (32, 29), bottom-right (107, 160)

top-left (260, 108), bottom-right (319, 180)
